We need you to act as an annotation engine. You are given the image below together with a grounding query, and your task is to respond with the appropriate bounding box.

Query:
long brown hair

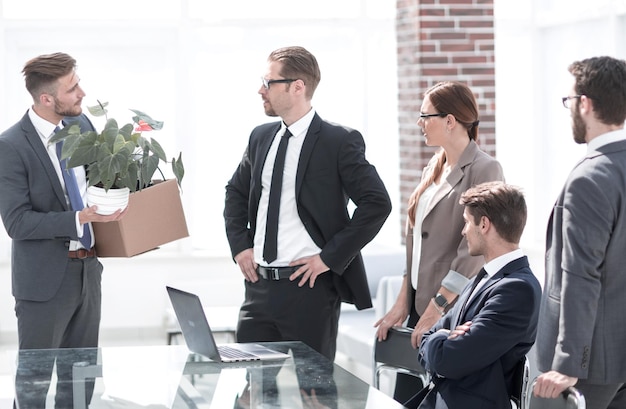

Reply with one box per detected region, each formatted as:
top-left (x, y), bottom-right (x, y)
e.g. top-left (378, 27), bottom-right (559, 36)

top-left (407, 81), bottom-right (480, 228)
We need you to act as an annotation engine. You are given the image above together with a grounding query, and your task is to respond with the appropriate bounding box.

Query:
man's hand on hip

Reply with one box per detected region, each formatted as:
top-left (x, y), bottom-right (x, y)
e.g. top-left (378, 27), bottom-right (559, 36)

top-left (235, 248), bottom-right (259, 283)
top-left (289, 254), bottom-right (329, 288)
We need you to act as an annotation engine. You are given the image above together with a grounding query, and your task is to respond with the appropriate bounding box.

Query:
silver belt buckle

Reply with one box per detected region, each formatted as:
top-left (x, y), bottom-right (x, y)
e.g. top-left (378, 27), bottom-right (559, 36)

top-left (270, 268), bottom-right (280, 280)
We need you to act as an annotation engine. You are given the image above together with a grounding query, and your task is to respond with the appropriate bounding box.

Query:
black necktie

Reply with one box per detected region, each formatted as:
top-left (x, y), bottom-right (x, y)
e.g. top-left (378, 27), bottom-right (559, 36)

top-left (468, 267), bottom-right (488, 298)
top-left (263, 128), bottom-right (292, 264)
top-left (55, 128), bottom-right (92, 249)
top-left (459, 267), bottom-right (487, 320)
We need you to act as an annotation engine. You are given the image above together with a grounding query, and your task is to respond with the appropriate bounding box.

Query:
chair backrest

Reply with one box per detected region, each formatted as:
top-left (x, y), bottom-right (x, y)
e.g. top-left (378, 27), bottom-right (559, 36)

top-left (510, 356), bottom-right (530, 409)
top-left (526, 378), bottom-right (586, 409)
top-left (374, 326), bottom-right (422, 371)
top-left (373, 326), bottom-right (429, 388)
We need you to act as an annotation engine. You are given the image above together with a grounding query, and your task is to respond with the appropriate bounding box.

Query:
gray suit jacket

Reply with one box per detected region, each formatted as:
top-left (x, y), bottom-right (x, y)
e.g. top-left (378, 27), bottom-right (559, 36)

top-left (537, 137), bottom-right (626, 383)
top-left (408, 141), bottom-right (504, 315)
top-left (0, 112), bottom-right (96, 301)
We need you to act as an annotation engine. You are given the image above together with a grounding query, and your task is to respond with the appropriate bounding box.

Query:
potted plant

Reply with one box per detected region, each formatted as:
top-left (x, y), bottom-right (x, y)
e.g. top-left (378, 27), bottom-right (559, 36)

top-left (50, 101), bottom-right (184, 214)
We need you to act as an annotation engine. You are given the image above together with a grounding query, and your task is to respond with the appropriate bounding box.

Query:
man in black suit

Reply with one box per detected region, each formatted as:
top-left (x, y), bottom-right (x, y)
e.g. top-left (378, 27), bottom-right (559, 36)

top-left (0, 52), bottom-right (125, 408)
top-left (406, 182), bottom-right (541, 409)
top-left (224, 46), bottom-right (391, 361)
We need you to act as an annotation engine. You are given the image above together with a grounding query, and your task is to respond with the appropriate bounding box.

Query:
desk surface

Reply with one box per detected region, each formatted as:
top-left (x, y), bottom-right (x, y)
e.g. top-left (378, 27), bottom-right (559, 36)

top-left (8, 341), bottom-right (405, 408)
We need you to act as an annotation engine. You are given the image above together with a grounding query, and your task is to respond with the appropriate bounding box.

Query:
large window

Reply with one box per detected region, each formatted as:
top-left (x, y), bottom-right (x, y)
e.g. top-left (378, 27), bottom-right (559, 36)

top-left (495, 0), bottom-right (626, 262)
top-left (0, 0), bottom-right (399, 257)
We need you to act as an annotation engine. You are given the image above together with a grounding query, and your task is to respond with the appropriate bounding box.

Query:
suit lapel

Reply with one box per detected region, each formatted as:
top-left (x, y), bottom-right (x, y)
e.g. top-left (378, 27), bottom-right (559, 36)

top-left (455, 256), bottom-right (530, 325)
top-left (295, 113), bottom-right (321, 196)
top-left (21, 115), bottom-right (68, 208)
top-left (254, 122), bottom-right (282, 185)
top-left (248, 122), bottom-right (281, 207)
top-left (454, 273), bottom-right (503, 326)
top-left (424, 141), bottom-right (479, 219)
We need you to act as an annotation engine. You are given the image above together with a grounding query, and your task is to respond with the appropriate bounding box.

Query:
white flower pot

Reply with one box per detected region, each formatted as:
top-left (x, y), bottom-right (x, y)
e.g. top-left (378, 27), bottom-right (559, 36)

top-left (87, 186), bottom-right (130, 215)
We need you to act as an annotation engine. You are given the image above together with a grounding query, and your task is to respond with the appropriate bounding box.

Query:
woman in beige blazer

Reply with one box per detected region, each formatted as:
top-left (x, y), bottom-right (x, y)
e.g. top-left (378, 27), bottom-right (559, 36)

top-left (374, 81), bottom-right (504, 402)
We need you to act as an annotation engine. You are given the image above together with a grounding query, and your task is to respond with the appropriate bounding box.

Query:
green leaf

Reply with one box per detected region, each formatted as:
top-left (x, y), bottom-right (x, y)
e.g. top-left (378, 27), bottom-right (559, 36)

top-left (172, 152), bottom-right (184, 187)
top-left (48, 123), bottom-right (81, 145)
top-left (131, 132), bottom-right (143, 145)
top-left (149, 138), bottom-right (167, 162)
top-left (59, 132), bottom-right (83, 160)
top-left (128, 161), bottom-right (141, 190)
top-left (141, 155), bottom-right (160, 187)
top-left (118, 123), bottom-right (134, 140)
top-left (86, 163), bottom-right (103, 187)
top-left (130, 109), bottom-right (164, 130)
top-left (87, 101), bottom-right (108, 117)
top-left (100, 120), bottom-right (120, 155)
top-left (112, 134), bottom-right (128, 154)
top-left (118, 161), bottom-right (139, 192)
top-left (67, 133), bottom-right (99, 168)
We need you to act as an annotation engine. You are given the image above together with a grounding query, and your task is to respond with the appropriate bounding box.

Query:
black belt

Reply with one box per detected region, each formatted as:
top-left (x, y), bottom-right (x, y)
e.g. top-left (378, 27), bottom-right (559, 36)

top-left (257, 265), bottom-right (301, 281)
top-left (68, 248), bottom-right (96, 259)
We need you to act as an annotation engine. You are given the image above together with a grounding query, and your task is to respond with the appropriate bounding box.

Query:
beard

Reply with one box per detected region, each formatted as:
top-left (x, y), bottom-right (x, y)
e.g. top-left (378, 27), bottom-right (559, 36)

top-left (54, 99), bottom-right (82, 118)
top-left (572, 107), bottom-right (587, 144)
top-left (264, 106), bottom-right (278, 117)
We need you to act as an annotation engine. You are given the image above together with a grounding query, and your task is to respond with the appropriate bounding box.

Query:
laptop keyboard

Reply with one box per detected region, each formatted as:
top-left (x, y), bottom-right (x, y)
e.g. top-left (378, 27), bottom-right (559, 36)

top-left (218, 345), bottom-right (259, 360)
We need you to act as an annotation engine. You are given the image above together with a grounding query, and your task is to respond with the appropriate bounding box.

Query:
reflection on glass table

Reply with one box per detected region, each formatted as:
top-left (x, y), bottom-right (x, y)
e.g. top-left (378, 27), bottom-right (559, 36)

top-left (9, 341), bottom-right (405, 408)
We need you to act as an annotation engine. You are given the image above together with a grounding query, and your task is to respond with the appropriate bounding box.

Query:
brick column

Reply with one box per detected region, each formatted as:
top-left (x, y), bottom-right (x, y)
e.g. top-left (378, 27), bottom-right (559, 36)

top-left (396, 0), bottom-right (495, 237)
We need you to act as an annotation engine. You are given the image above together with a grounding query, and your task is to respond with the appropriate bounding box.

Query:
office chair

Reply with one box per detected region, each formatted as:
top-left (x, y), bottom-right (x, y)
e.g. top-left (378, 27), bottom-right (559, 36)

top-left (526, 378), bottom-right (586, 409)
top-left (373, 326), bottom-right (430, 390)
top-left (510, 355), bottom-right (530, 409)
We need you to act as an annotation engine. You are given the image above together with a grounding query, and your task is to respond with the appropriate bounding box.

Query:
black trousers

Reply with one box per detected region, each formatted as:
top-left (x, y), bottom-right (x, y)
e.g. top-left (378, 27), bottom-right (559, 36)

top-left (14, 257), bottom-right (102, 409)
top-left (236, 273), bottom-right (341, 361)
top-left (236, 274), bottom-right (340, 408)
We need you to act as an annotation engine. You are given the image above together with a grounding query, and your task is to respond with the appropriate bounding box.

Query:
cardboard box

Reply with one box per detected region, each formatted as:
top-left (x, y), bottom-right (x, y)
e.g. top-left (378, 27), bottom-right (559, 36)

top-left (93, 179), bottom-right (189, 257)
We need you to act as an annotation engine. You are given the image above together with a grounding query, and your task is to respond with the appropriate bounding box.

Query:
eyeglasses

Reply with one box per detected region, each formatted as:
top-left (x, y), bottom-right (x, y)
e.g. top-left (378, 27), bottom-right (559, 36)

top-left (419, 113), bottom-right (449, 119)
top-left (261, 77), bottom-right (296, 90)
top-left (562, 95), bottom-right (582, 109)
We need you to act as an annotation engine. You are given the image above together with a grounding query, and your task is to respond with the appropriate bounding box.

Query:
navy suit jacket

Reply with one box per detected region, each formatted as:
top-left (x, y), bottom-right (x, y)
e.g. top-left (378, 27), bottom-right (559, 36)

top-left (224, 113), bottom-right (391, 309)
top-left (417, 256), bottom-right (541, 409)
top-left (0, 112), bottom-right (96, 301)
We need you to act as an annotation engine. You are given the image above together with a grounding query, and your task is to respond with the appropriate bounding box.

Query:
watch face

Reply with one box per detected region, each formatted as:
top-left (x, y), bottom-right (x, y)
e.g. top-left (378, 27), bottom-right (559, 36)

top-left (435, 294), bottom-right (448, 307)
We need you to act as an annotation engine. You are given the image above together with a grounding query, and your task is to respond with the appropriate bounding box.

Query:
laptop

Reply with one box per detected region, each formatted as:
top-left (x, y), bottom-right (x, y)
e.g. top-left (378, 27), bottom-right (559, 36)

top-left (166, 286), bottom-right (290, 363)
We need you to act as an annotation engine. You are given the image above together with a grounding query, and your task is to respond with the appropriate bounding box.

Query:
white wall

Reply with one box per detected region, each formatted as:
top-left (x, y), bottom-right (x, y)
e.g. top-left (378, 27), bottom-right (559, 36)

top-left (0, 0), bottom-right (400, 341)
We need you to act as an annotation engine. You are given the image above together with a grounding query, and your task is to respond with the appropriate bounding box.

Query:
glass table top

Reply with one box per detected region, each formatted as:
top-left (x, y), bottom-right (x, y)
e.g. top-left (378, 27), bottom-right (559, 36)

top-left (6, 341), bottom-right (405, 408)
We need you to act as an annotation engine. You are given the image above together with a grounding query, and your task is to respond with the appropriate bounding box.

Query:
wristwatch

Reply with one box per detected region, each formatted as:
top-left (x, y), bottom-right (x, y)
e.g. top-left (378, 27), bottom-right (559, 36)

top-left (433, 293), bottom-right (449, 309)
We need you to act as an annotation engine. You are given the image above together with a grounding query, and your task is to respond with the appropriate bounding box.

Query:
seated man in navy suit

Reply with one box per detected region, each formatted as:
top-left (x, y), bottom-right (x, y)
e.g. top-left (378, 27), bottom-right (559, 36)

top-left (406, 181), bottom-right (542, 409)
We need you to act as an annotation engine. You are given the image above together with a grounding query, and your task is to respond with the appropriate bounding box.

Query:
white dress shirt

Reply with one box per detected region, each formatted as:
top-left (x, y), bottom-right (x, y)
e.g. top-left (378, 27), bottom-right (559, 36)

top-left (467, 248), bottom-right (525, 302)
top-left (254, 108), bottom-right (321, 266)
top-left (29, 108), bottom-right (93, 249)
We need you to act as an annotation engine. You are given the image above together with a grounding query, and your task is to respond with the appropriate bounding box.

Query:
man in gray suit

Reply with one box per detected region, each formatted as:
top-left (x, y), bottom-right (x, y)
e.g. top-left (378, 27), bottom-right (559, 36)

top-left (0, 52), bottom-right (124, 408)
top-left (534, 56), bottom-right (626, 408)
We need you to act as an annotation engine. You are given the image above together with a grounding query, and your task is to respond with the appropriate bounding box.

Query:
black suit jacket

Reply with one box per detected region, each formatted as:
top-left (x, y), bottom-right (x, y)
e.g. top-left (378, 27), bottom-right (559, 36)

top-left (416, 256), bottom-right (541, 409)
top-left (224, 113), bottom-right (391, 309)
top-left (0, 112), bottom-right (96, 301)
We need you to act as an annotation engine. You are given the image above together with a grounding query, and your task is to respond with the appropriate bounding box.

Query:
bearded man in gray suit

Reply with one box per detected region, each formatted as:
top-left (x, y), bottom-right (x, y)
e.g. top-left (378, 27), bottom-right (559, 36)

top-left (534, 56), bottom-right (626, 408)
top-left (0, 52), bottom-right (125, 408)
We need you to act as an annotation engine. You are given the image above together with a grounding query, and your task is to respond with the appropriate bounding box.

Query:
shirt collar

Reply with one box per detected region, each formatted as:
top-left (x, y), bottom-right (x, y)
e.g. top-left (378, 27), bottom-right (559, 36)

top-left (483, 248), bottom-right (524, 278)
top-left (284, 108), bottom-right (315, 138)
top-left (28, 107), bottom-right (62, 143)
top-left (587, 128), bottom-right (626, 153)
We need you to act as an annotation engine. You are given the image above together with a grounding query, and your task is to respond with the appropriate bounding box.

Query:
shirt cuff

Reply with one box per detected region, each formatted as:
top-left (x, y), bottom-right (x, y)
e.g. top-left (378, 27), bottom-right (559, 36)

top-left (441, 270), bottom-right (470, 294)
top-left (74, 211), bottom-right (83, 237)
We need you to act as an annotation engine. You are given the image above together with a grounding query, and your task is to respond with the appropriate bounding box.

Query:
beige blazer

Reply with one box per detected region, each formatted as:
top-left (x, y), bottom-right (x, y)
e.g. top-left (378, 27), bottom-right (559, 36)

top-left (406, 140), bottom-right (504, 315)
